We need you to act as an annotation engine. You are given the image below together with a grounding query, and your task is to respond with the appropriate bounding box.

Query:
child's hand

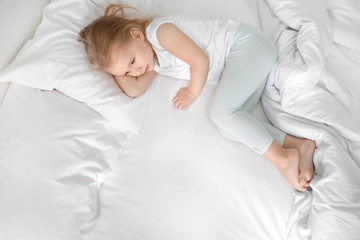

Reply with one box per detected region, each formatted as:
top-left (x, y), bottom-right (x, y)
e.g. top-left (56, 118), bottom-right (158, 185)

top-left (172, 87), bottom-right (196, 110)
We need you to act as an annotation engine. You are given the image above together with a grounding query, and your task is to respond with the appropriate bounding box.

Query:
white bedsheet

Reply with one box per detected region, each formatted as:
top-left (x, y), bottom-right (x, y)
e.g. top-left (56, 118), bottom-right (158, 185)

top-left (93, 76), bottom-right (296, 240)
top-left (1, 79), bottom-right (297, 240)
top-left (0, 84), bottom-right (129, 239)
top-left (258, 0), bottom-right (360, 239)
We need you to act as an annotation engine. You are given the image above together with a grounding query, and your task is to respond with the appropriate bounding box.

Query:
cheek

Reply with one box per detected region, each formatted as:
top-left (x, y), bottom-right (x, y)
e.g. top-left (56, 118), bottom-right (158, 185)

top-left (144, 44), bottom-right (154, 59)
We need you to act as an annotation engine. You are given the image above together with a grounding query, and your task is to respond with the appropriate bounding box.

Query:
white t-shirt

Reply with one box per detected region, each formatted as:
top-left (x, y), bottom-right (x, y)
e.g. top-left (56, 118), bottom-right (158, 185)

top-left (146, 15), bottom-right (240, 85)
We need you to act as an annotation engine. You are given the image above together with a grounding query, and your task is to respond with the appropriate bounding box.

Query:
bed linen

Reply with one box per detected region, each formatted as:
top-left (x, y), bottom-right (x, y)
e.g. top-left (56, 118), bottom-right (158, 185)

top-left (92, 76), bottom-right (295, 240)
top-left (0, 84), bottom-right (130, 239)
top-left (3, 0), bottom-right (358, 240)
top-left (0, 77), bottom-right (297, 238)
top-left (0, 0), bottom-right (50, 105)
top-left (258, 0), bottom-right (360, 239)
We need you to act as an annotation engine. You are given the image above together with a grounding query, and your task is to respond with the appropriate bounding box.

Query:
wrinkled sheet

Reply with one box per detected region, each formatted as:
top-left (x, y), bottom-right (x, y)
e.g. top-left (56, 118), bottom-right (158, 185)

top-left (0, 84), bottom-right (130, 239)
top-left (258, 0), bottom-right (360, 239)
top-left (93, 76), bottom-right (295, 240)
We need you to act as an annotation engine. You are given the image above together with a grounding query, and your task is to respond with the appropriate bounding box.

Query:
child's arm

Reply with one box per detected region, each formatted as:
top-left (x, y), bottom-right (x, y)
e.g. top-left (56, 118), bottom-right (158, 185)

top-left (156, 23), bottom-right (210, 110)
top-left (114, 70), bottom-right (157, 98)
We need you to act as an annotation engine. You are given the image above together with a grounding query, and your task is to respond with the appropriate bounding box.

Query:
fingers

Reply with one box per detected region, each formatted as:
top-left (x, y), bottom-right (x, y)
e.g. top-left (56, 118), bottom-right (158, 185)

top-left (172, 87), bottom-right (195, 110)
top-left (172, 96), bottom-right (188, 110)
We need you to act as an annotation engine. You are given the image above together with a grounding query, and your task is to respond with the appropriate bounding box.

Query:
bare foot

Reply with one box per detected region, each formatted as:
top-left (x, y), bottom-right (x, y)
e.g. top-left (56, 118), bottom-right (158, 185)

top-left (277, 148), bottom-right (308, 192)
top-left (283, 135), bottom-right (316, 188)
top-left (298, 139), bottom-right (316, 187)
top-left (264, 142), bottom-right (308, 192)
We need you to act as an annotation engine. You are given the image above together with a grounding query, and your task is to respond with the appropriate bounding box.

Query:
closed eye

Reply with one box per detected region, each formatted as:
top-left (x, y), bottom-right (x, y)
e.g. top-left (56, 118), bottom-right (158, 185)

top-left (125, 58), bottom-right (135, 76)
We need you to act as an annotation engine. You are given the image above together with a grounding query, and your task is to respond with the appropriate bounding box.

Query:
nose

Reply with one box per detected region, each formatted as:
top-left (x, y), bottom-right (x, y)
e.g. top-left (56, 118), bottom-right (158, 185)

top-left (130, 65), bottom-right (142, 77)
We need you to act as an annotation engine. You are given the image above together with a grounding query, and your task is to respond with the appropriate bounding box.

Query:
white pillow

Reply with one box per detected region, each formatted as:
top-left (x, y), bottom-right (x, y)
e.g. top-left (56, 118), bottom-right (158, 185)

top-left (0, 0), bottom-right (156, 134)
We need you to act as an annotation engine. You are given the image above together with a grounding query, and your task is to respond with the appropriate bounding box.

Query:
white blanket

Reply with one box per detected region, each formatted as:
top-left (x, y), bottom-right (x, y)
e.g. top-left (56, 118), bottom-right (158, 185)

top-left (258, 0), bottom-right (360, 239)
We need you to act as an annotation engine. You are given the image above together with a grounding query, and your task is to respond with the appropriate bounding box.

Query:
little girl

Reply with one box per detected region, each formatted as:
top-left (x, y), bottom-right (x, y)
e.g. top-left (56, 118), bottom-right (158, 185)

top-left (79, 4), bottom-right (316, 192)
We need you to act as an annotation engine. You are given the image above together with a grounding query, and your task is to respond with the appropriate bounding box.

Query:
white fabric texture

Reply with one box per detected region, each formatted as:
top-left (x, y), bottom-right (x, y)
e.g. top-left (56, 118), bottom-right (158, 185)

top-left (92, 76), bottom-right (295, 240)
top-left (0, 0), bottom-right (50, 105)
top-left (146, 15), bottom-right (240, 85)
top-left (0, 84), bottom-right (129, 239)
top-left (0, 79), bottom-right (293, 240)
top-left (258, 0), bottom-right (360, 239)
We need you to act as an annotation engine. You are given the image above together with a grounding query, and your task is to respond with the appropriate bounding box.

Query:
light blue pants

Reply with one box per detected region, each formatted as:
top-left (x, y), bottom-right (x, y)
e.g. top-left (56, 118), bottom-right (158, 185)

top-left (210, 24), bottom-right (285, 155)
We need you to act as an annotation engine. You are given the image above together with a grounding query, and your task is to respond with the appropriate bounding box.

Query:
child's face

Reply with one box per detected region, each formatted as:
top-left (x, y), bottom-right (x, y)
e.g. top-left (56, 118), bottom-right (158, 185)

top-left (104, 29), bottom-right (155, 77)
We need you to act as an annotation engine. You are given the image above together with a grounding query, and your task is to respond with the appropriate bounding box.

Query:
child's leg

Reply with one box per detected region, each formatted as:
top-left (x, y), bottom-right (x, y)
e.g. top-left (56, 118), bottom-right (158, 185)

top-left (237, 75), bottom-right (286, 147)
top-left (210, 24), bottom-right (281, 155)
top-left (214, 78), bottom-right (285, 150)
top-left (210, 24), bottom-right (314, 191)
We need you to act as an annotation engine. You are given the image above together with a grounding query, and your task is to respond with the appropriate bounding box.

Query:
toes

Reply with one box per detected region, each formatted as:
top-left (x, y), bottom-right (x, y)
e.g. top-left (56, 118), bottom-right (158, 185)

top-left (299, 173), bottom-right (308, 186)
top-left (296, 184), bottom-right (308, 192)
top-left (299, 171), bottom-right (312, 191)
top-left (298, 172), bottom-right (312, 191)
top-left (300, 170), bottom-right (313, 182)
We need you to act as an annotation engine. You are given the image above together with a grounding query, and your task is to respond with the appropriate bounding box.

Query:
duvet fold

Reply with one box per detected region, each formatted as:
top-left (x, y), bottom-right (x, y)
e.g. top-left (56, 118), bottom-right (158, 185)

top-left (259, 0), bottom-right (360, 239)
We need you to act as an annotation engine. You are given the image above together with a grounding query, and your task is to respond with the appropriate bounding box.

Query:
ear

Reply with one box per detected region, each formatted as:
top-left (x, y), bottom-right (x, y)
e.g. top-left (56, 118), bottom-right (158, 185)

top-left (129, 28), bottom-right (145, 40)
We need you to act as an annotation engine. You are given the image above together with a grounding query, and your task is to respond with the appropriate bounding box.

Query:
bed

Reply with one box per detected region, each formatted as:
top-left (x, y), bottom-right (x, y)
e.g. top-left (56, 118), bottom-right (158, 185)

top-left (0, 0), bottom-right (359, 239)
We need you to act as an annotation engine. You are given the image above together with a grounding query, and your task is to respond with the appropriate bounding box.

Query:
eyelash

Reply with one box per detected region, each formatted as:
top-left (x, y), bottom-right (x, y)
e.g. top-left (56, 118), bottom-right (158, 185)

top-left (125, 58), bottom-right (135, 76)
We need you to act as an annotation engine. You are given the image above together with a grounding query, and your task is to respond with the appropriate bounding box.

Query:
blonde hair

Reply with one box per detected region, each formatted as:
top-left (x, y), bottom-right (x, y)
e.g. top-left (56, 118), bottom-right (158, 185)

top-left (79, 4), bottom-right (152, 69)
